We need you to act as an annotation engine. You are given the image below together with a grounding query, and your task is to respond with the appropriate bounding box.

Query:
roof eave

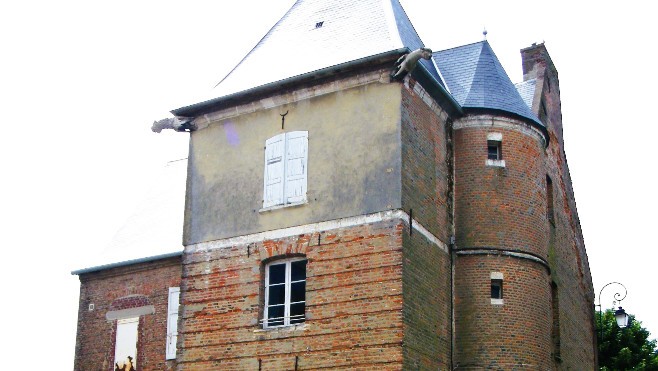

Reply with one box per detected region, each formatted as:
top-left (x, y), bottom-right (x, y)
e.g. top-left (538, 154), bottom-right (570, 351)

top-left (463, 107), bottom-right (550, 147)
top-left (172, 48), bottom-right (410, 118)
top-left (71, 251), bottom-right (183, 276)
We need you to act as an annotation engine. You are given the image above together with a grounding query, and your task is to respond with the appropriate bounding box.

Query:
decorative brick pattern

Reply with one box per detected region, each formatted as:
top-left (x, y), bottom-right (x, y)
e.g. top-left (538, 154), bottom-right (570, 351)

top-left (109, 295), bottom-right (150, 311)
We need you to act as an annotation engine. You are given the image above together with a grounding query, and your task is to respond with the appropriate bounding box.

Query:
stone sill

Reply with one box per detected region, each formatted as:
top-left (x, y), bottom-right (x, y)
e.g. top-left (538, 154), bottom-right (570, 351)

top-left (259, 200), bottom-right (308, 213)
top-left (254, 323), bottom-right (309, 333)
top-left (486, 159), bottom-right (506, 167)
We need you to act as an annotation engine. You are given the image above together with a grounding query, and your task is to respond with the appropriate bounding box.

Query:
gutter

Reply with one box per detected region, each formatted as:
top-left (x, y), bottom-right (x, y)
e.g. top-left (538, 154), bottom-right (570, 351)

top-left (71, 251), bottom-right (183, 276)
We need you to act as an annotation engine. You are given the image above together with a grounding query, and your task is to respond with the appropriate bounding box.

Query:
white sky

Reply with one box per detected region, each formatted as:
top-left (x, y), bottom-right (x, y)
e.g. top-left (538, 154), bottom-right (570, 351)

top-left (1, 0), bottom-right (656, 368)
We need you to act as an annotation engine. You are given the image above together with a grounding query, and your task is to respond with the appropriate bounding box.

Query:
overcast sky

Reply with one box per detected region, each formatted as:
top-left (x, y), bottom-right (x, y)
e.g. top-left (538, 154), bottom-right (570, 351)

top-left (1, 0), bottom-right (656, 368)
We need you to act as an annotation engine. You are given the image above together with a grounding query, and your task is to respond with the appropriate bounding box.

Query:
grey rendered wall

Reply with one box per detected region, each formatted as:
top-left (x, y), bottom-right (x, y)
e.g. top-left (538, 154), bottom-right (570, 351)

top-left (184, 81), bottom-right (403, 245)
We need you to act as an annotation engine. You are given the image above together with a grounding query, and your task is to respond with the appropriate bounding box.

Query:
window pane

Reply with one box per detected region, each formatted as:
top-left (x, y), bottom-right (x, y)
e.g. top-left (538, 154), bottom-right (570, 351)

top-left (267, 305), bottom-right (284, 326)
top-left (290, 281), bottom-right (306, 303)
top-left (268, 284), bottom-right (285, 305)
top-left (491, 281), bottom-right (503, 299)
top-left (269, 264), bottom-right (286, 284)
top-left (291, 260), bottom-right (306, 281)
top-left (290, 303), bottom-right (305, 324)
top-left (488, 146), bottom-right (498, 160)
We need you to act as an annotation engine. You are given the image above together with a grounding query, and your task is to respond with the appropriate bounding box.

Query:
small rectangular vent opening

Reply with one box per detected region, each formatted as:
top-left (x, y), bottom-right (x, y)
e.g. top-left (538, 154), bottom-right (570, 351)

top-left (315, 21), bottom-right (324, 28)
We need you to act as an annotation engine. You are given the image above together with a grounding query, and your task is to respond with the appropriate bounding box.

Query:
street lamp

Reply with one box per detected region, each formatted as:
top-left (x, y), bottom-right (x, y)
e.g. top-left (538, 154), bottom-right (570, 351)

top-left (596, 281), bottom-right (630, 344)
top-left (614, 306), bottom-right (630, 328)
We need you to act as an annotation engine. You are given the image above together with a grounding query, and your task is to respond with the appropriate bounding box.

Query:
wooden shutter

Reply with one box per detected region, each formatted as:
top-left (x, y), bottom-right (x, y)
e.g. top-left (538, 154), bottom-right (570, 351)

top-left (166, 287), bottom-right (180, 360)
top-left (284, 131), bottom-right (308, 204)
top-left (263, 134), bottom-right (285, 208)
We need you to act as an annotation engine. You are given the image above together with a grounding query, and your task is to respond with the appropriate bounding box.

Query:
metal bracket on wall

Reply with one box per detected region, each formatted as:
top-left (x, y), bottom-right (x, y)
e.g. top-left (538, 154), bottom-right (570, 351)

top-left (280, 110), bottom-right (289, 129)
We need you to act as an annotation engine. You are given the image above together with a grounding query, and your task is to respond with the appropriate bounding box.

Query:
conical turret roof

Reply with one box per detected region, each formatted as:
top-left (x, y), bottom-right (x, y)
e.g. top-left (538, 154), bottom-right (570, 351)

top-left (434, 41), bottom-right (542, 127)
top-left (211, 0), bottom-right (437, 99)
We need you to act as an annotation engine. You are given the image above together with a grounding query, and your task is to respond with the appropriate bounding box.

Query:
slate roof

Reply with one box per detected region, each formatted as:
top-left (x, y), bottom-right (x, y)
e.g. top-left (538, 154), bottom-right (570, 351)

top-left (515, 78), bottom-right (536, 110)
top-left (433, 41), bottom-right (543, 127)
top-left (191, 0), bottom-right (440, 104)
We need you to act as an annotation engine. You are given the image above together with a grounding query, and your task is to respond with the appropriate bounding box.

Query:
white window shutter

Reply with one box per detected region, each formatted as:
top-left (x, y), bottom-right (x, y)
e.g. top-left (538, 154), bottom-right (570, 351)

top-left (166, 287), bottom-right (180, 360)
top-left (263, 134), bottom-right (285, 208)
top-left (284, 131), bottom-right (308, 204)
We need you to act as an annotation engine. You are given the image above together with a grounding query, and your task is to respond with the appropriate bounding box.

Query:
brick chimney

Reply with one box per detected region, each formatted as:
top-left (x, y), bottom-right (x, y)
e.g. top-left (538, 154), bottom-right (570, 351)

top-left (520, 42), bottom-right (563, 145)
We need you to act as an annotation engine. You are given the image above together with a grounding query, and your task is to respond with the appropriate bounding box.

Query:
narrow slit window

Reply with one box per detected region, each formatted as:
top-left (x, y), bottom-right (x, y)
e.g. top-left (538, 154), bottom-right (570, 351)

top-left (546, 175), bottom-right (555, 224)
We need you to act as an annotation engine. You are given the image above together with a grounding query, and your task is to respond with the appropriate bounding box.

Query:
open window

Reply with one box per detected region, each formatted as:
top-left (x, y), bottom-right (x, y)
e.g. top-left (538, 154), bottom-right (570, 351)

top-left (263, 258), bottom-right (307, 328)
top-left (114, 317), bottom-right (138, 370)
top-left (263, 131), bottom-right (308, 209)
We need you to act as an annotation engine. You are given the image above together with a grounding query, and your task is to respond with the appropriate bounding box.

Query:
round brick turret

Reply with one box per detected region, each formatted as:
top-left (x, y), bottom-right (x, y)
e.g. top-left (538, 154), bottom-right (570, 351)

top-left (453, 113), bottom-right (552, 369)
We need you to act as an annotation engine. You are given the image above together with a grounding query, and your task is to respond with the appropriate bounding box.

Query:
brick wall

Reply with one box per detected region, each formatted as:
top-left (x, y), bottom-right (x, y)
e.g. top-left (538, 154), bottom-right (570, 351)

top-left (453, 114), bottom-right (552, 368)
top-left (401, 79), bottom-right (452, 242)
top-left (454, 254), bottom-right (552, 369)
top-left (524, 43), bottom-right (597, 368)
top-left (399, 78), bottom-right (453, 369)
top-left (402, 225), bottom-right (451, 369)
top-left (179, 219), bottom-right (407, 370)
top-left (454, 116), bottom-right (548, 259)
top-left (74, 256), bottom-right (181, 371)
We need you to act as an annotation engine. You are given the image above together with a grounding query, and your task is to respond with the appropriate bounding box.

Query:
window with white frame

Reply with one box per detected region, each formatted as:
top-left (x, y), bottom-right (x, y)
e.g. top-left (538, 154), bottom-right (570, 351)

top-left (263, 131), bottom-right (308, 209)
top-left (165, 287), bottom-right (180, 360)
top-left (490, 272), bottom-right (504, 305)
top-left (114, 317), bottom-right (138, 370)
top-left (263, 258), bottom-right (307, 328)
top-left (486, 132), bottom-right (505, 167)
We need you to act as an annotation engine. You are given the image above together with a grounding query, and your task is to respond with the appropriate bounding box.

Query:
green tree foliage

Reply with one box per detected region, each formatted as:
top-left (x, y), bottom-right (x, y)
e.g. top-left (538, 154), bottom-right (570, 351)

top-left (597, 309), bottom-right (658, 370)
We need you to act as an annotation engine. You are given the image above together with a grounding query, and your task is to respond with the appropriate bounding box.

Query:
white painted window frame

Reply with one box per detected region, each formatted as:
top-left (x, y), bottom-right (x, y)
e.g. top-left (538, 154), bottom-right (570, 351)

top-left (262, 131), bottom-right (308, 210)
top-left (263, 257), bottom-right (307, 328)
top-left (165, 287), bottom-right (180, 360)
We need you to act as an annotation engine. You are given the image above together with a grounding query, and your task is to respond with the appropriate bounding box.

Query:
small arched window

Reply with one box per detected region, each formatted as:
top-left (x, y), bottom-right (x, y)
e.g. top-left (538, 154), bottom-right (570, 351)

top-left (263, 257), bottom-right (307, 328)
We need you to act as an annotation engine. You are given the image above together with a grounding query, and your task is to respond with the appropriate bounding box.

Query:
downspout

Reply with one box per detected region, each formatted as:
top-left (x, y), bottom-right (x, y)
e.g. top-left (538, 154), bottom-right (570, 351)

top-left (445, 118), bottom-right (456, 369)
